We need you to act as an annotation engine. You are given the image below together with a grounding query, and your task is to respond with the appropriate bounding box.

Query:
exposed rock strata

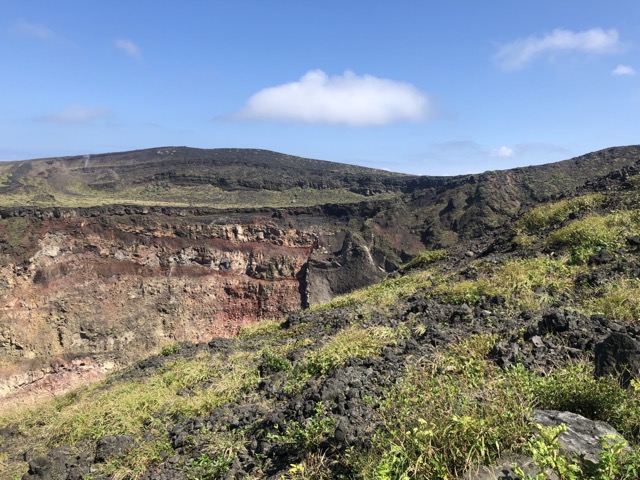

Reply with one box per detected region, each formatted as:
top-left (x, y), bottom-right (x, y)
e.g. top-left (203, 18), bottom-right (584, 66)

top-left (0, 209), bottom-right (396, 400)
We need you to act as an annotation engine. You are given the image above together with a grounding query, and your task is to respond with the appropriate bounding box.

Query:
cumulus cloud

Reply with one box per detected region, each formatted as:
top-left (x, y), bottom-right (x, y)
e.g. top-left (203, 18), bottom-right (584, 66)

top-left (490, 146), bottom-right (514, 158)
top-left (13, 21), bottom-right (59, 40)
top-left (114, 38), bottom-right (142, 59)
top-left (612, 64), bottom-right (636, 76)
top-left (39, 104), bottom-right (111, 124)
top-left (494, 28), bottom-right (621, 70)
top-left (234, 70), bottom-right (430, 126)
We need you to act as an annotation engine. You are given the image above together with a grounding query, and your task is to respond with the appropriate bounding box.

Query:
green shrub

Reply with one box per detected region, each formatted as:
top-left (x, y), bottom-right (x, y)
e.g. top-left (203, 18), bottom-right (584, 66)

top-left (160, 343), bottom-right (179, 356)
top-left (260, 349), bottom-right (292, 374)
top-left (186, 452), bottom-right (233, 480)
top-left (358, 336), bottom-right (532, 479)
top-left (515, 425), bottom-right (640, 480)
top-left (434, 256), bottom-right (576, 311)
top-left (510, 363), bottom-right (640, 443)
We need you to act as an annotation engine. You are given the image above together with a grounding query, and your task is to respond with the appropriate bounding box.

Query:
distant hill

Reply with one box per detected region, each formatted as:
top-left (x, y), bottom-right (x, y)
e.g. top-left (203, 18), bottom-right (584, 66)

top-left (0, 147), bottom-right (414, 209)
top-left (2, 144), bottom-right (639, 244)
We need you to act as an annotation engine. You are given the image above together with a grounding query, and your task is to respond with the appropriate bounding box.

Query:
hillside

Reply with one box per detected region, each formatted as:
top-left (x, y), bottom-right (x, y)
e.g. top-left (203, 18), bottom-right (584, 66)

top-left (0, 147), bottom-right (412, 209)
top-left (1, 146), bottom-right (640, 478)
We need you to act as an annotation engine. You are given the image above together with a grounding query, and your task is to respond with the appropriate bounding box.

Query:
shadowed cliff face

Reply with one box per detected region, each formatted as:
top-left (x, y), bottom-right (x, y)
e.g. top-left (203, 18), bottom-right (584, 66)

top-left (1, 145), bottom-right (640, 400)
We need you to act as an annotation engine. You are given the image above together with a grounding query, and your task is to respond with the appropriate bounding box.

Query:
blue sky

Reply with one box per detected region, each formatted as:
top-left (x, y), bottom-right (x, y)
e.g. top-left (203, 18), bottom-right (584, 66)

top-left (1, 1), bottom-right (639, 175)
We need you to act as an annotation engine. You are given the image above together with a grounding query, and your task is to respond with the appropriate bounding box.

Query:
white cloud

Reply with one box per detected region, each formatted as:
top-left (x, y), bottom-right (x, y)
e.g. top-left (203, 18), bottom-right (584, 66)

top-left (612, 64), bottom-right (636, 76)
top-left (114, 38), bottom-right (142, 59)
top-left (490, 146), bottom-right (514, 158)
top-left (235, 70), bottom-right (430, 126)
top-left (39, 104), bottom-right (111, 124)
top-left (494, 28), bottom-right (621, 70)
top-left (13, 21), bottom-right (58, 40)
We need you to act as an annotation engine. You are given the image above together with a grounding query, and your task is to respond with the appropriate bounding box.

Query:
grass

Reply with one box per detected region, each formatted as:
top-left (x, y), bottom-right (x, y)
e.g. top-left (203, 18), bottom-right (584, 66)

top-left (584, 278), bottom-right (640, 323)
top-left (314, 269), bottom-right (439, 312)
top-left (523, 363), bottom-right (640, 442)
top-left (546, 210), bottom-right (640, 264)
top-left (0, 350), bottom-right (259, 479)
top-left (4, 185), bottom-right (640, 478)
top-left (305, 325), bottom-right (402, 376)
top-left (517, 194), bottom-right (605, 233)
top-left (237, 319), bottom-right (284, 339)
top-left (316, 253), bottom-right (579, 317)
top-left (399, 249), bottom-right (448, 272)
top-left (433, 255), bottom-right (579, 312)
top-left (283, 324), bottom-right (404, 394)
top-left (357, 335), bottom-right (532, 479)
top-left (354, 336), bottom-right (640, 479)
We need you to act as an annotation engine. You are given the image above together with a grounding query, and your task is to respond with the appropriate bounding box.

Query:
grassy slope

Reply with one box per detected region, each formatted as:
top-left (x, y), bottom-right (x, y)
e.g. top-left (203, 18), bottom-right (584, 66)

top-left (3, 179), bottom-right (640, 478)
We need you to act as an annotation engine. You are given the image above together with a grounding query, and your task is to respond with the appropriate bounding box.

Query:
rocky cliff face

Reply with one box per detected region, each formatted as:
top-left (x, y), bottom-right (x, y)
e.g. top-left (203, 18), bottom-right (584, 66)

top-left (0, 207), bottom-right (392, 400)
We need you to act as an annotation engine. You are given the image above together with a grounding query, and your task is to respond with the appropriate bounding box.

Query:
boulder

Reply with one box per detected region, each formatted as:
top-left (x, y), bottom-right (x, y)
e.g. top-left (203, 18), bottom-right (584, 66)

top-left (594, 332), bottom-right (640, 387)
top-left (534, 410), bottom-right (626, 467)
top-left (95, 434), bottom-right (135, 462)
top-left (468, 410), bottom-right (625, 479)
top-left (590, 249), bottom-right (615, 265)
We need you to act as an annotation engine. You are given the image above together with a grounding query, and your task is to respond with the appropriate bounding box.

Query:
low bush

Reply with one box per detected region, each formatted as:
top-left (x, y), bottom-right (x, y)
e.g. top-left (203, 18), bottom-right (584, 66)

top-left (513, 362), bottom-right (640, 442)
top-left (358, 336), bottom-right (531, 479)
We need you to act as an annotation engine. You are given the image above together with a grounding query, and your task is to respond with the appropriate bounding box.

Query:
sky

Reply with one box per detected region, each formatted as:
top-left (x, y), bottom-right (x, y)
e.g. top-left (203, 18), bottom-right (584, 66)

top-left (1, 1), bottom-right (639, 175)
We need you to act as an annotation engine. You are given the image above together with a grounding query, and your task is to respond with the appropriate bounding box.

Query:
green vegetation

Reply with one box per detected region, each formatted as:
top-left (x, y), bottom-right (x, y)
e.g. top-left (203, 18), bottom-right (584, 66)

top-left (585, 279), bottom-right (640, 323)
top-left (518, 363), bottom-right (640, 441)
top-left (260, 348), bottom-right (293, 374)
top-left (437, 256), bottom-right (578, 311)
top-left (0, 217), bottom-right (38, 250)
top-left (315, 269), bottom-right (439, 312)
top-left (514, 425), bottom-right (640, 479)
top-left (0, 173), bottom-right (11, 189)
top-left (285, 325), bottom-right (403, 394)
top-left (0, 351), bottom-right (259, 478)
top-left (0, 176), bottom-right (399, 209)
top-left (517, 194), bottom-right (605, 233)
top-left (4, 180), bottom-right (640, 478)
top-left (237, 319), bottom-right (284, 339)
top-left (547, 210), bottom-right (640, 264)
top-left (160, 343), bottom-right (179, 356)
top-left (359, 335), bottom-right (531, 479)
top-left (399, 249), bottom-right (448, 272)
top-left (356, 339), bottom-right (640, 479)
top-left (305, 325), bottom-right (401, 376)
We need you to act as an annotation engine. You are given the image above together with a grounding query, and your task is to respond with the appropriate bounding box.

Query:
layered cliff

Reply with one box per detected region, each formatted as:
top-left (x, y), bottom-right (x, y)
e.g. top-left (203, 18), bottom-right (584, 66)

top-left (1, 145), bottom-right (639, 403)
